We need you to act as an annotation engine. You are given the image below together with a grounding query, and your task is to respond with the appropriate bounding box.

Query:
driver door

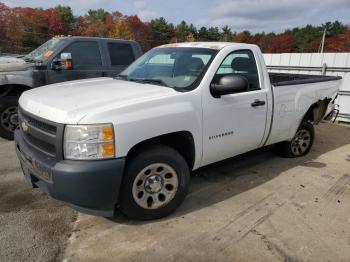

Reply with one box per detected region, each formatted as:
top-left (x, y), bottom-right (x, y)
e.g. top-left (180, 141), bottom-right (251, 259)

top-left (47, 41), bottom-right (104, 84)
top-left (201, 49), bottom-right (268, 166)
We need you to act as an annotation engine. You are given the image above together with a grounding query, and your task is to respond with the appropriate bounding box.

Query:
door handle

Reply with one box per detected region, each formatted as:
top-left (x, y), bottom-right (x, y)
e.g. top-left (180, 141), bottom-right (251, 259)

top-left (251, 99), bottom-right (266, 107)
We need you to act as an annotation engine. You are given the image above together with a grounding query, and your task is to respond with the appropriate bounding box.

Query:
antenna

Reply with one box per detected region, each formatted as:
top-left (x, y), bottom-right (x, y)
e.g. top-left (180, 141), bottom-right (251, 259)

top-left (318, 28), bottom-right (326, 53)
top-left (318, 27), bottom-right (327, 75)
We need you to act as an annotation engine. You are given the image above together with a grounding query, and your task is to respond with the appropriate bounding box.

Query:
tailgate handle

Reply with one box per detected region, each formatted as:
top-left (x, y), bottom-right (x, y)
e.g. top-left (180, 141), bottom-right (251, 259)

top-left (251, 99), bottom-right (266, 107)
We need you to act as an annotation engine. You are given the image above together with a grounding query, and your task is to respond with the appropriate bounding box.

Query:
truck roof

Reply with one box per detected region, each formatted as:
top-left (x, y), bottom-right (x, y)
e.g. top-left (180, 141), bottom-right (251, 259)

top-left (158, 42), bottom-right (258, 50)
top-left (52, 35), bottom-right (139, 44)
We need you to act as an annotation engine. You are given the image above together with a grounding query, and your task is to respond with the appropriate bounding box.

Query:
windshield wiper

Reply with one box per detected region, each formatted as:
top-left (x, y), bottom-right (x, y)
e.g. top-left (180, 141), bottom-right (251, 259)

top-left (129, 78), bottom-right (170, 87)
top-left (24, 57), bottom-right (41, 63)
top-left (115, 75), bottom-right (173, 88)
top-left (116, 74), bottom-right (128, 79)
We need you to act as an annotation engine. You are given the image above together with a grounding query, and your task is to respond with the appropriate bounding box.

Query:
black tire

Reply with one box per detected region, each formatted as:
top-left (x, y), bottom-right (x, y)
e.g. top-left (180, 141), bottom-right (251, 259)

top-left (0, 96), bottom-right (19, 140)
top-left (119, 145), bottom-right (190, 220)
top-left (276, 121), bottom-right (315, 158)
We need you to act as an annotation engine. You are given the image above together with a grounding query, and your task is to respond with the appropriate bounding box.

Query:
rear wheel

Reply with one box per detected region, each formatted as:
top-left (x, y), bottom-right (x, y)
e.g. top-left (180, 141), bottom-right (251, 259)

top-left (276, 121), bottom-right (314, 158)
top-left (0, 96), bottom-right (19, 140)
top-left (119, 145), bottom-right (190, 220)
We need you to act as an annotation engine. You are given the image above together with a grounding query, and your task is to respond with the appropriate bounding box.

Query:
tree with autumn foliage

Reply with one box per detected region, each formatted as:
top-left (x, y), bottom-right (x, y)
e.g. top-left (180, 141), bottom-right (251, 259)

top-left (325, 33), bottom-right (350, 52)
top-left (109, 19), bottom-right (134, 40)
top-left (266, 34), bottom-right (294, 53)
top-left (0, 2), bottom-right (10, 52)
top-left (43, 9), bottom-right (65, 38)
top-left (125, 15), bottom-right (152, 50)
top-left (0, 2), bottom-right (349, 54)
top-left (233, 31), bottom-right (251, 43)
top-left (55, 5), bottom-right (75, 34)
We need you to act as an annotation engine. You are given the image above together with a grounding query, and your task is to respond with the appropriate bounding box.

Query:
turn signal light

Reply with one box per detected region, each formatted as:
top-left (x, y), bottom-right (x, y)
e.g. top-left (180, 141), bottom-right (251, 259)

top-left (103, 144), bottom-right (115, 158)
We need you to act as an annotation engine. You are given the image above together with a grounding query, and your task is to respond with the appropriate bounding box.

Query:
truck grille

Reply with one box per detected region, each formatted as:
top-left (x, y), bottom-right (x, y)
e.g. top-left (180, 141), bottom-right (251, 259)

top-left (18, 108), bottom-right (64, 159)
top-left (24, 114), bottom-right (57, 134)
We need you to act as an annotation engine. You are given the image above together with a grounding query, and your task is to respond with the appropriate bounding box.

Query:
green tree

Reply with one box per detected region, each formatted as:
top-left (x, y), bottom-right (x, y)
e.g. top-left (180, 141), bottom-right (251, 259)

top-left (189, 24), bottom-right (198, 39)
top-left (323, 21), bottom-right (347, 37)
top-left (55, 5), bottom-right (75, 34)
top-left (207, 27), bottom-right (221, 41)
top-left (175, 20), bottom-right (190, 42)
top-left (198, 27), bottom-right (209, 41)
top-left (150, 17), bottom-right (174, 45)
top-left (291, 24), bottom-right (323, 51)
top-left (221, 26), bottom-right (232, 41)
top-left (87, 8), bottom-right (107, 22)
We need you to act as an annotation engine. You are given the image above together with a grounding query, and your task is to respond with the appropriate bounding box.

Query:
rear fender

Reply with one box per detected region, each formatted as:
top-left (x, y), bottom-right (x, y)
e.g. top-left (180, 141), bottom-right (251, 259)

top-left (303, 98), bottom-right (332, 125)
top-left (312, 98), bottom-right (332, 124)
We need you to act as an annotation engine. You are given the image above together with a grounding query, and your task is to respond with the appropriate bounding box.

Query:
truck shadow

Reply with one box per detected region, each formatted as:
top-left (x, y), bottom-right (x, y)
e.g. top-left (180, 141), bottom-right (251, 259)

top-left (109, 123), bottom-right (350, 224)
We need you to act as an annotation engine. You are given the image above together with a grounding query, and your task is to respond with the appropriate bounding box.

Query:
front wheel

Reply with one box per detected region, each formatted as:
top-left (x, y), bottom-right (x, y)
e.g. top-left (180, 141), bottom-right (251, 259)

top-left (119, 145), bottom-right (190, 220)
top-left (0, 96), bottom-right (19, 140)
top-left (276, 121), bottom-right (315, 158)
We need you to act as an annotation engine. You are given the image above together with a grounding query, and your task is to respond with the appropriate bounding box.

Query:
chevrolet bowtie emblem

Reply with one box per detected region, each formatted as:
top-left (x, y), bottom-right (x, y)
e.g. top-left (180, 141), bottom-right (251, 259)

top-left (21, 121), bottom-right (29, 133)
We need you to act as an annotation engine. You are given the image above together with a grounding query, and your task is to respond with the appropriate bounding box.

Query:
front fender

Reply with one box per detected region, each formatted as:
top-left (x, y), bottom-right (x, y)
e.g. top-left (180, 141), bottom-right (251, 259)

top-left (79, 92), bottom-right (203, 169)
top-left (0, 71), bottom-right (34, 89)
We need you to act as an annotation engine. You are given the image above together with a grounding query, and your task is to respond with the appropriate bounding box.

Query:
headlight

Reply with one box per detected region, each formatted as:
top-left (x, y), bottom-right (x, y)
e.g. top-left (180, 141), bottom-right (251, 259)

top-left (64, 124), bottom-right (115, 160)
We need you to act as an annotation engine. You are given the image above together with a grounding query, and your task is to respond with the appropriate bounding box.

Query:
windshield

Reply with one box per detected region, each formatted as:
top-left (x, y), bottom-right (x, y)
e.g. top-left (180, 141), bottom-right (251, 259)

top-left (119, 47), bottom-right (217, 90)
top-left (24, 38), bottom-right (65, 62)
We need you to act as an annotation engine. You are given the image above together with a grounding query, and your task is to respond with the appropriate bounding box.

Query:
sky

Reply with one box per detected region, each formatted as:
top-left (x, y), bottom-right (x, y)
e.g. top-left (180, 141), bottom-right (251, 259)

top-left (3, 0), bottom-right (350, 33)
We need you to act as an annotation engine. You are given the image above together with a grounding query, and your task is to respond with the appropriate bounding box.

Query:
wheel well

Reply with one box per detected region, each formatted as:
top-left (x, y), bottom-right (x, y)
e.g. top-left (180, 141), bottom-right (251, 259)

top-left (126, 131), bottom-right (196, 169)
top-left (302, 98), bottom-right (332, 125)
top-left (0, 84), bottom-right (31, 97)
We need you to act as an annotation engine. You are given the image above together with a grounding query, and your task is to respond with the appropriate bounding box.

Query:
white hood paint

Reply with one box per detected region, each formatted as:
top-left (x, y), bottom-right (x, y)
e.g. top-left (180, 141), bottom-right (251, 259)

top-left (19, 77), bottom-right (176, 124)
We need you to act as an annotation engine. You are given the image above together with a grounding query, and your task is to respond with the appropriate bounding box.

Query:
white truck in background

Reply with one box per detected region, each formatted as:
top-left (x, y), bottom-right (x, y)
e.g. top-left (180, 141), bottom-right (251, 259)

top-left (15, 42), bottom-right (341, 220)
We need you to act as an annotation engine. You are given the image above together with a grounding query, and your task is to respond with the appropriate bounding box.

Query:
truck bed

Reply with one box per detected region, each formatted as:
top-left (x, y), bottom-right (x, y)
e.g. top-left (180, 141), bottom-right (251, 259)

top-left (269, 73), bottom-right (342, 86)
top-left (266, 71), bottom-right (341, 147)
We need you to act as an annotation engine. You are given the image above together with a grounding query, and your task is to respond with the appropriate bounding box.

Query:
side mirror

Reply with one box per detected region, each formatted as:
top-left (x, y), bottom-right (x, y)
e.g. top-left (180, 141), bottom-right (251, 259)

top-left (210, 75), bottom-right (248, 98)
top-left (52, 52), bottom-right (73, 70)
top-left (60, 53), bottom-right (73, 70)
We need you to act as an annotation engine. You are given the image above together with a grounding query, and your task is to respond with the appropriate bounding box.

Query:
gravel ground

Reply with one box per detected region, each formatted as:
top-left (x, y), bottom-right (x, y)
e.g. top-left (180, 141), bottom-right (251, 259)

top-left (0, 138), bottom-right (77, 262)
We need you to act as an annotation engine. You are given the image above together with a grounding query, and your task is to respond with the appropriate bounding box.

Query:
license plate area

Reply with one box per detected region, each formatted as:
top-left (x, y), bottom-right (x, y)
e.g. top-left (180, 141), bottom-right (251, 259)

top-left (17, 144), bottom-right (53, 183)
top-left (20, 163), bottom-right (35, 187)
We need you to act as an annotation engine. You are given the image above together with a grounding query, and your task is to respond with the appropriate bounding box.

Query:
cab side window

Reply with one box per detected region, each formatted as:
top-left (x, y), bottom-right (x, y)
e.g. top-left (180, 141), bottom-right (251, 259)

top-left (63, 41), bottom-right (102, 68)
top-left (213, 50), bottom-right (260, 91)
top-left (108, 43), bottom-right (135, 66)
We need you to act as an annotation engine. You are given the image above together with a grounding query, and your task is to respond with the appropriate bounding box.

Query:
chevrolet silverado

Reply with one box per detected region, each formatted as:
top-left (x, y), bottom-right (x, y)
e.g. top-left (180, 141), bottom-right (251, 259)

top-left (15, 42), bottom-right (341, 220)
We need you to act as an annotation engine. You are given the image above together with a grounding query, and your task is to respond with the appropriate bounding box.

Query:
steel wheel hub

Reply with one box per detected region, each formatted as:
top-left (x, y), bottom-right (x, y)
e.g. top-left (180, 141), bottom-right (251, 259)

top-left (132, 163), bottom-right (179, 210)
top-left (1, 106), bottom-right (18, 132)
top-left (291, 129), bottom-right (311, 155)
top-left (144, 175), bottom-right (163, 193)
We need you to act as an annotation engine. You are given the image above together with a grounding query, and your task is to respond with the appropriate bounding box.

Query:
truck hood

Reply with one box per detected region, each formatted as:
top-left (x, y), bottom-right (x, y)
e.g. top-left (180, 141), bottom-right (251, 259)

top-left (19, 77), bottom-right (177, 124)
top-left (0, 57), bottom-right (30, 72)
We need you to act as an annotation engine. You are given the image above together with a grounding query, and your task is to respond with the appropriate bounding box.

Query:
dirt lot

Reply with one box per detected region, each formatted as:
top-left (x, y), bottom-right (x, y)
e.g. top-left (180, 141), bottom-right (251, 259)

top-left (1, 123), bottom-right (350, 262)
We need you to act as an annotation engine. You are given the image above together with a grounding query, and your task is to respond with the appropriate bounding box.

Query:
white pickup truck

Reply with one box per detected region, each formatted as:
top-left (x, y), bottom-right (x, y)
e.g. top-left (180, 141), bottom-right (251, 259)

top-left (15, 42), bottom-right (341, 220)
